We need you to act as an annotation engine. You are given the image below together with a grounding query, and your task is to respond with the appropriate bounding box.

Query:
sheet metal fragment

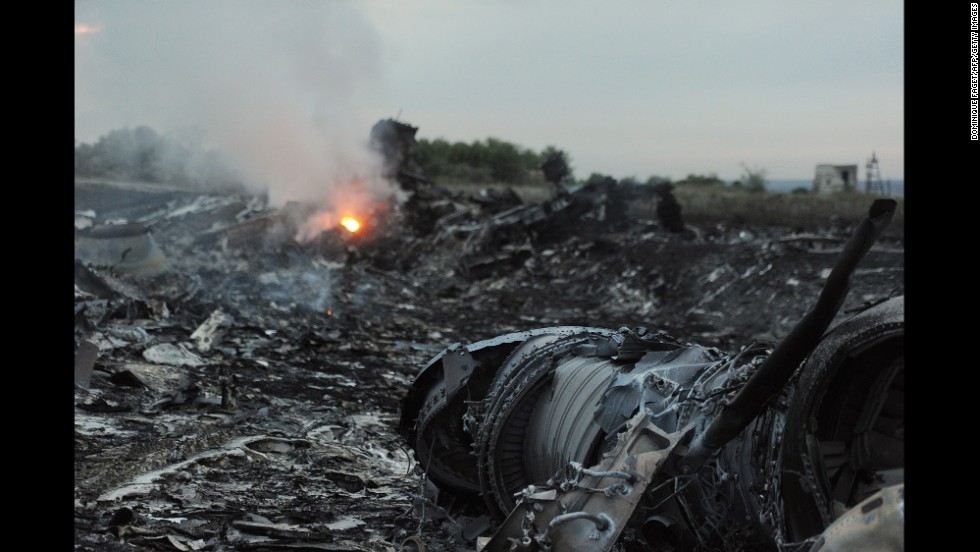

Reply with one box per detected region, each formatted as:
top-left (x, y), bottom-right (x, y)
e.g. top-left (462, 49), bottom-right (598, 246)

top-left (190, 309), bottom-right (234, 353)
top-left (142, 343), bottom-right (207, 367)
top-left (75, 340), bottom-right (99, 390)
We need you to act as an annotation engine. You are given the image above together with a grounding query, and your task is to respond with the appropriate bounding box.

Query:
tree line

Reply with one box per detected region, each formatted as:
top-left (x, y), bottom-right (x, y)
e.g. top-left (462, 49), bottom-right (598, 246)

top-left (409, 137), bottom-right (569, 185)
top-left (74, 126), bottom-right (570, 188)
top-left (75, 125), bottom-right (769, 192)
top-left (74, 126), bottom-right (244, 190)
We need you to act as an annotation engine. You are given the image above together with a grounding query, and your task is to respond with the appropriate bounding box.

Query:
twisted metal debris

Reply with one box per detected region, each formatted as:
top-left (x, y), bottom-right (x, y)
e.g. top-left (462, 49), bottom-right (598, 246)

top-left (401, 200), bottom-right (903, 551)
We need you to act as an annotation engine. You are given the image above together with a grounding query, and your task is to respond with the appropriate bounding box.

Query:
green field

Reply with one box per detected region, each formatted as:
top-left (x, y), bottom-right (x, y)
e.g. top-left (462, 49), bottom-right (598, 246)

top-left (441, 180), bottom-right (904, 237)
top-left (661, 185), bottom-right (902, 236)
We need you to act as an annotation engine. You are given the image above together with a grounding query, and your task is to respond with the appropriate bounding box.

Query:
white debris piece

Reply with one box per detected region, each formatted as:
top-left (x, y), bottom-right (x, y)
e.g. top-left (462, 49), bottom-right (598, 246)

top-left (142, 343), bottom-right (207, 367)
top-left (325, 516), bottom-right (366, 531)
top-left (190, 309), bottom-right (234, 353)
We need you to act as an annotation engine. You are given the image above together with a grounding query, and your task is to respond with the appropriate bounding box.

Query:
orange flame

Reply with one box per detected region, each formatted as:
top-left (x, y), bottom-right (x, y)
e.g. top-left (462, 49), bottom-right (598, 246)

top-left (340, 216), bottom-right (361, 233)
top-left (75, 23), bottom-right (102, 35)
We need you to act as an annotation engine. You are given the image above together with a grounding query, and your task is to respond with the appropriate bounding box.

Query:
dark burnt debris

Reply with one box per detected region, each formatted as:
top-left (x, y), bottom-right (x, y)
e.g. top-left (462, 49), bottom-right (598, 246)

top-left (75, 121), bottom-right (903, 551)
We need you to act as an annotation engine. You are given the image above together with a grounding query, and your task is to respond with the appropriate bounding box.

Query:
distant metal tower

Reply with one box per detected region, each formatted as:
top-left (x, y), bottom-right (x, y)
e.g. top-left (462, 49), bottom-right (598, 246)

top-left (865, 152), bottom-right (891, 195)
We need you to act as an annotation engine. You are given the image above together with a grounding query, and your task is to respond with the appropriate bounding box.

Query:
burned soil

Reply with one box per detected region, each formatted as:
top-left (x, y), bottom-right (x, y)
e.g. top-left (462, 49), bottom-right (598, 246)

top-left (74, 179), bottom-right (903, 551)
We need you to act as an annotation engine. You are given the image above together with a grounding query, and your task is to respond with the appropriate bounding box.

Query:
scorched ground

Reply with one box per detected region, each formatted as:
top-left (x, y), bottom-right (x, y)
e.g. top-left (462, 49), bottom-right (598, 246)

top-left (74, 178), bottom-right (903, 551)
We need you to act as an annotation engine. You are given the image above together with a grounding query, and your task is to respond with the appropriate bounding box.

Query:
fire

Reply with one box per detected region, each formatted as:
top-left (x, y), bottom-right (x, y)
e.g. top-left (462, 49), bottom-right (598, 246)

top-left (340, 216), bottom-right (361, 233)
top-left (75, 23), bottom-right (102, 35)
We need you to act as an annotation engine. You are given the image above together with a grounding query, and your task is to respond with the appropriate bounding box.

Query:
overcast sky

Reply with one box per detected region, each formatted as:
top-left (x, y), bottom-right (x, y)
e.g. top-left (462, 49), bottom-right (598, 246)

top-left (75, 0), bottom-right (903, 186)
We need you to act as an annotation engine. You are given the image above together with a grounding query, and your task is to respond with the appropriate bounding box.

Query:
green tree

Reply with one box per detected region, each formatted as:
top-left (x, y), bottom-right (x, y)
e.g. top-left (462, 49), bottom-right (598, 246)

top-left (411, 137), bottom-right (569, 184)
top-left (75, 125), bottom-right (245, 190)
top-left (584, 172), bottom-right (614, 186)
top-left (540, 146), bottom-right (573, 173)
top-left (677, 173), bottom-right (725, 187)
top-left (739, 163), bottom-right (767, 193)
top-left (75, 126), bottom-right (164, 181)
top-left (483, 138), bottom-right (525, 182)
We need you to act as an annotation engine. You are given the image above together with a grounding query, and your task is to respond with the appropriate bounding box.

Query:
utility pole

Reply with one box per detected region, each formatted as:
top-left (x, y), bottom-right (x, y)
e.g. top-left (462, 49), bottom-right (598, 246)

top-left (865, 152), bottom-right (891, 195)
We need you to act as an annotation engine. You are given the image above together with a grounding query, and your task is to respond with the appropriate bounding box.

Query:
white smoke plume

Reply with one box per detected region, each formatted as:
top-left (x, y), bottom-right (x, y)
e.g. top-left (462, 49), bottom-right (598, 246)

top-left (75, 1), bottom-right (395, 224)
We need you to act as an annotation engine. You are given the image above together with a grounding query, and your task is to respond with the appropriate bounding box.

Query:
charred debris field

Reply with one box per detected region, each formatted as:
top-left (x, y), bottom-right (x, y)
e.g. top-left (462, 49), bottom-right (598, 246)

top-left (74, 176), bottom-right (903, 551)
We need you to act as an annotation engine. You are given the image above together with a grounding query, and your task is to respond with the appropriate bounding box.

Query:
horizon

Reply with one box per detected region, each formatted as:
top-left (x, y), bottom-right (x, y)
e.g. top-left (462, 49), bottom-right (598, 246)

top-left (75, 1), bottom-right (903, 194)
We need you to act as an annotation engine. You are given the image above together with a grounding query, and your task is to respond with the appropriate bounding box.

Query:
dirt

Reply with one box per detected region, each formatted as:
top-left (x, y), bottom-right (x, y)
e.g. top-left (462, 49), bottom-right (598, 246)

top-left (73, 181), bottom-right (903, 551)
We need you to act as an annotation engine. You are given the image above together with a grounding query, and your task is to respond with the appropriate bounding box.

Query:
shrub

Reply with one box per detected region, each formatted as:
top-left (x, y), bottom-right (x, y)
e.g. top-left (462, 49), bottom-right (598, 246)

top-left (676, 173), bottom-right (726, 187)
top-left (412, 137), bottom-right (563, 185)
top-left (739, 163), bottom-right (767, 193)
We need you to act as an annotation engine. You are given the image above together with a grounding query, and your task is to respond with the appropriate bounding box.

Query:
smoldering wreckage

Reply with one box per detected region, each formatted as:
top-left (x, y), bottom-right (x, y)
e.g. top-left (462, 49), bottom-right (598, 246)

top-left (75, 120), bottom-right (904, 552)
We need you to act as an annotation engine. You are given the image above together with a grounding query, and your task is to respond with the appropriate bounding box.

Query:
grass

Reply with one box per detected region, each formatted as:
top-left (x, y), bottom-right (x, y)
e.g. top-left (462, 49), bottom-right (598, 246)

top-left (437, 180), bottom-right (904, 237)
top-left (667, 186), bottom-right (904, 236)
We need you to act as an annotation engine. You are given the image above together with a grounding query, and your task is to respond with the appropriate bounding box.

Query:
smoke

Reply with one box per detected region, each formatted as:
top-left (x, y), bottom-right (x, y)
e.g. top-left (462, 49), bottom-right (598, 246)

top-left (75, 1), bottom-right (395, 213)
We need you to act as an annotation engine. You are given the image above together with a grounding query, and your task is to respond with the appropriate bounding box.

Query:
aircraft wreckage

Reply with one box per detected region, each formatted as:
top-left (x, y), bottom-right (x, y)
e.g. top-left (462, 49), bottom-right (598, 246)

top-left (400, 199), bottom-right (903, 551)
